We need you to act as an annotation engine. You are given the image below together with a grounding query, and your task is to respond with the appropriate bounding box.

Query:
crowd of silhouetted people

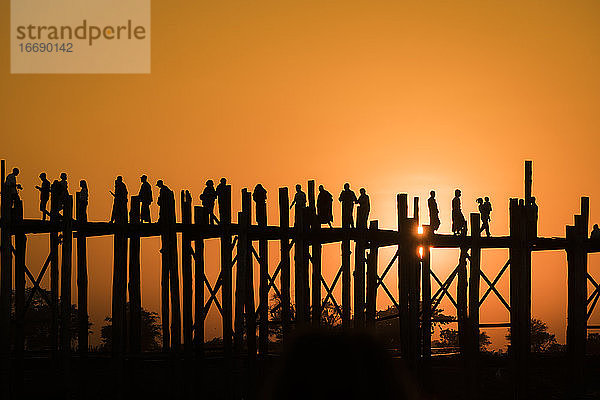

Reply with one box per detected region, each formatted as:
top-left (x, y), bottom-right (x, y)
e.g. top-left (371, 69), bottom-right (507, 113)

top-left (1, 168), bottom-right (488, 235)
top-left (17, 168), bottom-right (600, 240)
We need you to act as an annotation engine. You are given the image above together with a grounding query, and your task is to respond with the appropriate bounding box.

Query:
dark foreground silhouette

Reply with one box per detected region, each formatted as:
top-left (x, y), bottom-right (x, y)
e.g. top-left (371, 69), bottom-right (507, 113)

top-left (262, 330), bottom-right (415, 400)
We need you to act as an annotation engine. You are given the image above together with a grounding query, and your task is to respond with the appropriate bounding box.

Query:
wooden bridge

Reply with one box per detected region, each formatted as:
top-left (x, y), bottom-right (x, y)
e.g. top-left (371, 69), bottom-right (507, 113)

top-left (0, 160), bottom-right (598, 399)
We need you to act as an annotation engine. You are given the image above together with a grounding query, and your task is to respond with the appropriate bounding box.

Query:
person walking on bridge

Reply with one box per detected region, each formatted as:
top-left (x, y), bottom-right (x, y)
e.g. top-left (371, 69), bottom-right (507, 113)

top-left (110, 176), bottom-right (128, 223)
top-left (317, 185), bottom-right (334, 228)
top-left (138, 175), bottom-right (153, 223)
top-left (216, 178), bottom-right (229, 222)
top-left (478, 197), bottom-right (492, 237)
top-left (36, 172), bottom-right (51, 220)
top-left (5, 167), bottom-right (22, 208)
top-left (452, 189), bottom-right (466, 236)
top-left (338, 183), bottom-right (357, 228)
top-left (428, 190), bottom-right (440, 232)
top-left (77, 180), bottom-right (88, 221)
top-left (156, 180), bottom-right (175, 223)
top-left (200, 179), bottom-right (218, 225)
top-left (290, 184), bottom-right (307, 215)
top-left (356, 188), bottom-right (370, 229)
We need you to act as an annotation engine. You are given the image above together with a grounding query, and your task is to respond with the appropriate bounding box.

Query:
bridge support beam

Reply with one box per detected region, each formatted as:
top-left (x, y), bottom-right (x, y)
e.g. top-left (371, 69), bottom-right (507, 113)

top-left (510, 198), bottom-right (531, 399)
top-left (567, 197), bottom-right (588, 396)
top-left (366, 220), bottom-right (379, 328)
top-left (279, 188), bottom-right (291, 340)
top-left (467, 213), bottom-right (481, 399)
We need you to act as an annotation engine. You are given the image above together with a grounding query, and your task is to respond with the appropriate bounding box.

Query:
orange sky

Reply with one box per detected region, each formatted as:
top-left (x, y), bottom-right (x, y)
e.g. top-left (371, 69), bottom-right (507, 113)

top-left (2, 0), bottom-right (600, 349)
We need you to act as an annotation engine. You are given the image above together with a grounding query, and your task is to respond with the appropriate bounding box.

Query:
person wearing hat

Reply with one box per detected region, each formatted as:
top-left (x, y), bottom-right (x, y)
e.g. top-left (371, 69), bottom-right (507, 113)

top-left (138, 174), bottom-right (153, 223)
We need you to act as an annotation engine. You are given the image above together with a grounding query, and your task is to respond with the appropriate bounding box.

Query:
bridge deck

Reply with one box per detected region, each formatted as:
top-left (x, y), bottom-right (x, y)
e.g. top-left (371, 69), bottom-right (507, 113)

top-left (8, 218), bottom-right (591, 252)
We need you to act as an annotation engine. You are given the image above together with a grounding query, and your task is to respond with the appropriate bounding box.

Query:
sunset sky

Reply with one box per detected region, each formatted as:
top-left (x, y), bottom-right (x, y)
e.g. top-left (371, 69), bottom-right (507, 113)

top-left (2, 0), bottom-right (600, 349)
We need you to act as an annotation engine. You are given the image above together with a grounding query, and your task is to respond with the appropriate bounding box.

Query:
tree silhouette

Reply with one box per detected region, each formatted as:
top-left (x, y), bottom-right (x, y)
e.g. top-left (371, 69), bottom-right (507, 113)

top-left (434, 327), bottom-right (491, 351)
top-left (11, 288), bottom-right (90, 351)
top-left (100, 303), bottom-right (161, 351)
top-left (506, 317), bottom-right (557, 352)
top-left (374, 305), bottom-right (454, 348)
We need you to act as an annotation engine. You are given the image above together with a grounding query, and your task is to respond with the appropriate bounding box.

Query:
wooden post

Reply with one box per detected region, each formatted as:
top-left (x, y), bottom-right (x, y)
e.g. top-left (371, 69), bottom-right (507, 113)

top-left (509, 198), bottom-right (530, 398)
top-left (160, 216), bottom-right (171, 350)
top-left (50, 193), bottom-right (60, 358)
top-left (307, 180), bottom-right (315, 211)
top-left (366, 221), bottom-right (379, 328)
top-left (408, 199), bottom-right (420, 364)
top-left (341, 199), bottom-right (351, 328)
top-left (112, 194), bottom-right (128, 356)
top-left (397, 194), bottom-right (409, 358)
top-left (243, 190), bottom-right (257, 359)
top-left (279, 188), bottom-right (291, 340)
top-left (60, 195), bottom-right (73, 384)
top-left (181, 191), bottom-right (193, 356)
top-left (566, 197), bottom-right (588, 394)
top-left (525, 160), bottom-right (532, 204)
top-left (354, 222), bottom-right (367, 329)
top-left (244, 209), bottom-right (257, 362)
top-left (421, 225), bottom-right (432, 373)
top-left (468, 213), bottom-right (481, 398)
top-left (168, 194), bottom-right (181, 351)
top-left (294, 207), bottom-right (308, 327)
top-left (256, 190), bottom-right (269, 354)
top-left (235, 191), bottom-right (250, 353)
top-left (0, 159), bottom-right (10, 398)
top-left (311, 217), bottom-right (322, 327)
top-left (14, 228), bottom-right (26, 395)
top-left (220, 185), bottom-right (233, 361)
top-left (76, 190), bottom-right (89, 355)
top-left (193, 206), bottom-right (208, 357)
top-left (128, 196), bottom-right (141, 354)
top-left (457, 241), bottom-right (469, 357)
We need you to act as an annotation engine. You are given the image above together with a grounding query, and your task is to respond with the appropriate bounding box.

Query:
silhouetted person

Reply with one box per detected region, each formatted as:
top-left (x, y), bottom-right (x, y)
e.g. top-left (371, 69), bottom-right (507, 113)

top-left (156, 180), bottom-right (175, 223)
top-left (59, 172), bottom-right (68, 194)
top-left (57, 172), bottom-right (69, 212)
top-left (138, 175), bottom-right (153, 223)
top-left (36, 172), bottom-right (51, 220)
top-left (201, 179), bottom-right (217, 224)
top-left (338, 183), bottom-right (357, 228)
top-left (290, 184), bottom-right (307, 213)
top-left (592, 224), bottom-right (600, 240)
top-left (253, 183), bottom-right (267, 204)
top-left (253, 184), bottom-right (267, 226)
top-left (317, 185), bottom-right (333, 228)
top-left (478, 196), bottom-right (492, 237)
top-left (78, 180), bottom-right (88, 221)
top-left (479, 196), bottom-right (492, 237)
top-left (452, 189), bottom-right (466, 235)
top-left (50, 180), bottom-right (62, 219)
top-left (216, 177), bottom-right (229, 221)
top-left (428, 190), bottom-right (440, 232)
top-left (110, 176), bottom-right (128, 223)
top-left (5, 167), bottom-right (22, 208)
top-left (356, 188), bottom-right (370, 229)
